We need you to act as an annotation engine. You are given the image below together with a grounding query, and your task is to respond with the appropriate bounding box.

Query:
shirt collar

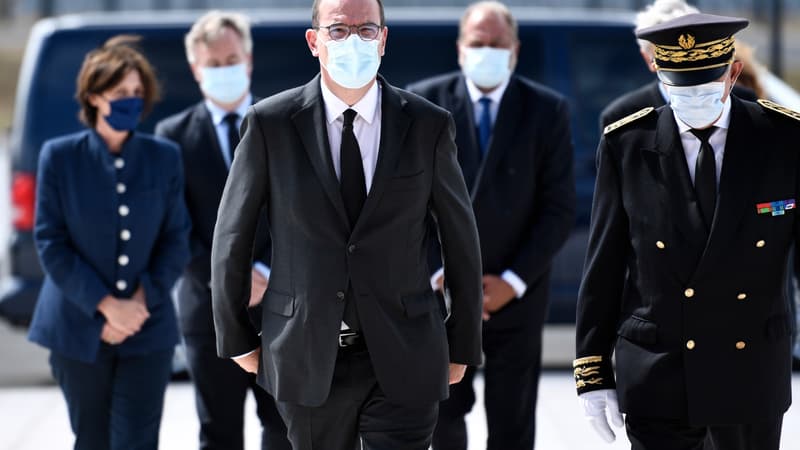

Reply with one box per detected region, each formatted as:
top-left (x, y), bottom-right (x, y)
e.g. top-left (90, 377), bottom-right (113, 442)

top-left (674, 94), bottom-right (733, 135)
top-left (320, 79), bottom-right (381, 125)
top-left (464, 75), bottom-right (510, 105)
top-left (204, 93), bottom-right (252, 126)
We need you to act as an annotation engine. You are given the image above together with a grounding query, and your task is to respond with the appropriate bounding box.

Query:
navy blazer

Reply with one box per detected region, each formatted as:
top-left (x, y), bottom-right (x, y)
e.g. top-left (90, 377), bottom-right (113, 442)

top-left (28, 129), bottom-right (191, 363)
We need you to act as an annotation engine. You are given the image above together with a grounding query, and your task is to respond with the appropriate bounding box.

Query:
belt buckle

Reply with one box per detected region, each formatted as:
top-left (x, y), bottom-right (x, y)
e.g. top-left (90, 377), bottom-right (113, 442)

top-left (339, 330), bottom-right (358, 348)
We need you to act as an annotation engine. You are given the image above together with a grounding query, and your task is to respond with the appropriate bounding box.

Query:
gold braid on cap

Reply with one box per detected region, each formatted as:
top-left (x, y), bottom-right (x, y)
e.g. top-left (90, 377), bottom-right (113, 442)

top-left (654, 35), bottom-right (735, 64)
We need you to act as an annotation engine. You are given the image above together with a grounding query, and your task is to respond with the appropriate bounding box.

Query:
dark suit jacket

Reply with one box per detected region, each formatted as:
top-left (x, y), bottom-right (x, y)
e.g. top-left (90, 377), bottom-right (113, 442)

top-left (28, 130), bottom-right (191, 363)
top-left (407, 73), bottom-right (575, 331)
top-left (576, 97), bottom-right (799, 425)
top-left (599, 80), bottom-right (758, 131)
top-left (211, 75), bottom-right (483, 408)
top-left (155, 101), bottom-right (270, 336)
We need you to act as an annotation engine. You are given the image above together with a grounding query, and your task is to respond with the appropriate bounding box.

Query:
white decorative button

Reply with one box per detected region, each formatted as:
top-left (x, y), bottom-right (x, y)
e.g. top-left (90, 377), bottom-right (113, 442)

top-left (756, 240), bottom-right (766, 248)
top-left (118, 255), bottom-right (129, 266)
top-left (684, 288), bottom-right (695, 298)
top-left (116, 183), bottom-right (126, 194)
top-left (686, 340), bottom-right (696, 350)
top-left (737, 293), bottom-right (747, 300)
top-left (119, 205), bottom-right (129, 217)
top-left (114, 158), bottom-right (125, 169)
top-left (120, 229), bottom-right (131, 241)
top-left (735, 341), bottom-right (746, 350)
top-left (656, 241), bottom-right (666, 249)
top-left (116, 280), bottom-right (127, 291)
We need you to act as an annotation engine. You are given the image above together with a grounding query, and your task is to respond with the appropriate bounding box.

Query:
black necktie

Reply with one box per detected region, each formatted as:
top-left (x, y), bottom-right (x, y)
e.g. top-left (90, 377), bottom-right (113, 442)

top-left (690, 127), bottom-right (717, 228)
top-left (223, 113), bottom-right (240, 164)
top-left (340, 109), bottom-right (366, 227)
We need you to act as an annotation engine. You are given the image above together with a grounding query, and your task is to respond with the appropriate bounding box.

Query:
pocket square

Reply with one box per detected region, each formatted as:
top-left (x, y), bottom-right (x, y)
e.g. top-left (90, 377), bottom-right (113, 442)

top-left (756, 199), bottom-right (796, 216)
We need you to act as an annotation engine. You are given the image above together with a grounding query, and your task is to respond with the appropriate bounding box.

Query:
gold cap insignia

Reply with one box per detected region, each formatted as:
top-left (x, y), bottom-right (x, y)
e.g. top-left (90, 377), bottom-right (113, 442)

top-left (678, 33), bottom-right (696, 50)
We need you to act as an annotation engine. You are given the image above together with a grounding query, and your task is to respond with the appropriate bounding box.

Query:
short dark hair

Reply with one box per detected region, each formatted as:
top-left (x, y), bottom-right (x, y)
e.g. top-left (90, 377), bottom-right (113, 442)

top-left (75, 35), bottom-right (160, 127)
top-left (311, 0), bottom-right (385, 28)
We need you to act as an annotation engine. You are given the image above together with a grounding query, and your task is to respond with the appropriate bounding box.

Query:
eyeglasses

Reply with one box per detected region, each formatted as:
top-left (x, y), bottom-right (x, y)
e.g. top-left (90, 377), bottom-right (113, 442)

top-left (315, 22), bottom-right (383, 41)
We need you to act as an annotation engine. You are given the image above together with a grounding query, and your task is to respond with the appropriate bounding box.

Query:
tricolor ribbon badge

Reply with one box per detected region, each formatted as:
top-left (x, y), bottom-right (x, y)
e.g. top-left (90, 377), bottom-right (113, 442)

top-left (757, 199), bottom-right (796, 216)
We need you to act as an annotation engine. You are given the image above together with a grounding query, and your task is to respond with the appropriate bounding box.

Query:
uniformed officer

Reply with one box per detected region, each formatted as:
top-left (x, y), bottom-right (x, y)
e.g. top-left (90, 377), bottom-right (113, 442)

top-left (574, 13), bottom-right (800, 450)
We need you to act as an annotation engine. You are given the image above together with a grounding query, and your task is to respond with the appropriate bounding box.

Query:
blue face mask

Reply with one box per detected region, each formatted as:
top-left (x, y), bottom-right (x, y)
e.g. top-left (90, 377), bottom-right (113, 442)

top-left (200, 63), bottom-right (250, 104)
top-left (321, 35), bottom-right (381, 89)
top-left (104, 97), bottom-right (143, 131)
top-left (461, 46), bottom-right (512, 89)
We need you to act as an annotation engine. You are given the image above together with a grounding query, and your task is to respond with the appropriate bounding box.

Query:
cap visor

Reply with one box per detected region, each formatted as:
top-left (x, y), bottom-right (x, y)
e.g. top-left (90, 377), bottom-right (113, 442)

top-left (657, 65), bottom-right (729, 86)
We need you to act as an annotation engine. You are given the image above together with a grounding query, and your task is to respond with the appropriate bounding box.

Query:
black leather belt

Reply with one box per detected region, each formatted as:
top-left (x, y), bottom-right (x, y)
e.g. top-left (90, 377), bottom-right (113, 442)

top-left (338, 330), bottom-right (366, 352)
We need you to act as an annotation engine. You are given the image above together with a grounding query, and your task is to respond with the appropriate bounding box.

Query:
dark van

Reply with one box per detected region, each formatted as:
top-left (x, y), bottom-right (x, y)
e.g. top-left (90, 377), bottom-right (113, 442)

top-left (0, 8), bottom-right (651, 329)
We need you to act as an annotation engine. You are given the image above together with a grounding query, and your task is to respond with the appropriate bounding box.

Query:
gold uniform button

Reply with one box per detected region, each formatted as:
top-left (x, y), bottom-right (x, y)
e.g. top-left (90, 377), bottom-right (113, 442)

top-left (737, 293), bottom-right (747, 300)
top-left (684, 288), bottom-right (695, 298)
top-left (686, 340), bottom-right (696, 350)
top-left (656, 241), bottom-right (666, 249)
top-left (736, 341), bottom-right (746, 350)
top-left (756, 240), bottom-right (766, 248)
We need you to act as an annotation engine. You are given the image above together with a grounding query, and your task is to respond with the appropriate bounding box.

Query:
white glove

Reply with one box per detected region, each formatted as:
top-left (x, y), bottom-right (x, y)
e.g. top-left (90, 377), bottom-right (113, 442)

top-left (578, 389), bottom-right (624, 443)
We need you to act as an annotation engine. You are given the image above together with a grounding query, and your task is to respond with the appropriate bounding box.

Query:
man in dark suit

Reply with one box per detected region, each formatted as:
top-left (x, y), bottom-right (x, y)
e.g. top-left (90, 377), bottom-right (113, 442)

top-left (155, 11), bottom-right (289, 450)
top-left (210, 0), bottom-right (483, 449)
top-left (598, 0), bottom-right (756, 131)
top-left (407, 2), bottom-right (575, 449)
top-left (575, 13), bottom-right (799, 450)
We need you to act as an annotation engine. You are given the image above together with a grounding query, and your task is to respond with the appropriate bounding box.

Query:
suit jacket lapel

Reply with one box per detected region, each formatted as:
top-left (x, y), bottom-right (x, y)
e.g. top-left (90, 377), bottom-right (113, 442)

top-left (473, 77), bottom-right (522, 198)
top-left (291, 75), bottom-right (350, 229)
top-left (193, 103), bottom-right (230, 182)
top-left (450, 76), bottom-right (482, 194)
top-left (653, 107), bottom-right (707, 281)
top-left (692, 98), bottom-right (765, 281)
top-left (352, 77), bottom-right (410, 235)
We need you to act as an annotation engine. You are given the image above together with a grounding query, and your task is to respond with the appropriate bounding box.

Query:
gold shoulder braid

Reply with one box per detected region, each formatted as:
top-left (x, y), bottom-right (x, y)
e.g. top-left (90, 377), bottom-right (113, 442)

top-left (573, 355), bottom-right (615, 394)
top-left (758, 99), bottom-right (800, 122)
top-left (604, 107), bottom-right (655, 135)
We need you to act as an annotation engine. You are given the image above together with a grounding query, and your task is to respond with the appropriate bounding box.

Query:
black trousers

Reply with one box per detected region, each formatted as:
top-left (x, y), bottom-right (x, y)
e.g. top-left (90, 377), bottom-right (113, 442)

top-left (50, 346), bottom-right (173, 450)
top-left (275, 347), bottom-right (439, 450)
top-left (626, 415), bottom-right (783, 450)
top-left (432, 325), bottom-right (543, 450)
top-left (184, 335), bottom-right (290, 450)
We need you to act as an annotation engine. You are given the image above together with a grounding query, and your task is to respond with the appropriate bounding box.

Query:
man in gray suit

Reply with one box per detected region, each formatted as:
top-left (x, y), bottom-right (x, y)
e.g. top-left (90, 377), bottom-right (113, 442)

top-left (210, 0), bottom-right (484, 448)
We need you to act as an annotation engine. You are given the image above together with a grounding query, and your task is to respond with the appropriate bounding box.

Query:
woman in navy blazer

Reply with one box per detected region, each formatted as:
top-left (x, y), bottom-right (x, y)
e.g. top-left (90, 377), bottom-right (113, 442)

top-left (28, 36), bottom-right (190, 450)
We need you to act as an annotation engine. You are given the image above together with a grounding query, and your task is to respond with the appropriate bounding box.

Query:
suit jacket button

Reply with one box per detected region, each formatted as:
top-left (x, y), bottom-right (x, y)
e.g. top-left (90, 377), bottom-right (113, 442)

top-left (756, 240), bottom-right (766, 248)
top-left (737, 293), bottom-right (747, 300)
top-left (686, 340), bottom-right (696, 350)
top-left (336, 291), bottom-right (345, 301)
top-left (348, 244), bottom-right (356, 253)
top-left (684, 288), bottom-right (695, 298)
top-left (736, 341), bottom-right (746, 350)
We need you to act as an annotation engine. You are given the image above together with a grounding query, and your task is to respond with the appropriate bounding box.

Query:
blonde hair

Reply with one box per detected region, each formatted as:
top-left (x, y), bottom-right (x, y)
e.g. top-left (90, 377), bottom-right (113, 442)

top-left (635, 0), bottom-right (699, 53)
top-left (184, 10), bottom-right (252, 64)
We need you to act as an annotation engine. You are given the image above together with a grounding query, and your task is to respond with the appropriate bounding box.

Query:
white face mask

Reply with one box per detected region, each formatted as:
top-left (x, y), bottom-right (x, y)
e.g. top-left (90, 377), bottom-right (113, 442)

top-left (321, 35), bottom-right (381, 89)
top-left (200, 63), bottom-right (250, 105)
top-left (667, 81), bottom-right (728, 129)
top-left (461, 46), bottom-right (512, 89)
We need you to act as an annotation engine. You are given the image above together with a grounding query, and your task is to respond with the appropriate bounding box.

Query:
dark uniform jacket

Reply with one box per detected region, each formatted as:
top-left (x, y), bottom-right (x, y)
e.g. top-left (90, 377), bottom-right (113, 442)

top-left (28, 130), bottom-right (191, 363)
top-left (155, 100), bottom-right (270, 336)
top-left (575, 97), bottom-right (799, 425)
top-left (211, 75), bottom-right (483, 408)
top-left (407, 72), bottom-right (575, 331)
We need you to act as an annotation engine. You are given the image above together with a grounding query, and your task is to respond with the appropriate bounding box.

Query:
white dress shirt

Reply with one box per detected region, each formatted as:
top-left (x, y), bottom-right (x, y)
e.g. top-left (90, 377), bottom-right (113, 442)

top-left (430, 75), bottom-right (527, 299)
top-left (673, 96), bottom-right (732, 186)
top-left (320, 79), bottom-right (382, 191)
